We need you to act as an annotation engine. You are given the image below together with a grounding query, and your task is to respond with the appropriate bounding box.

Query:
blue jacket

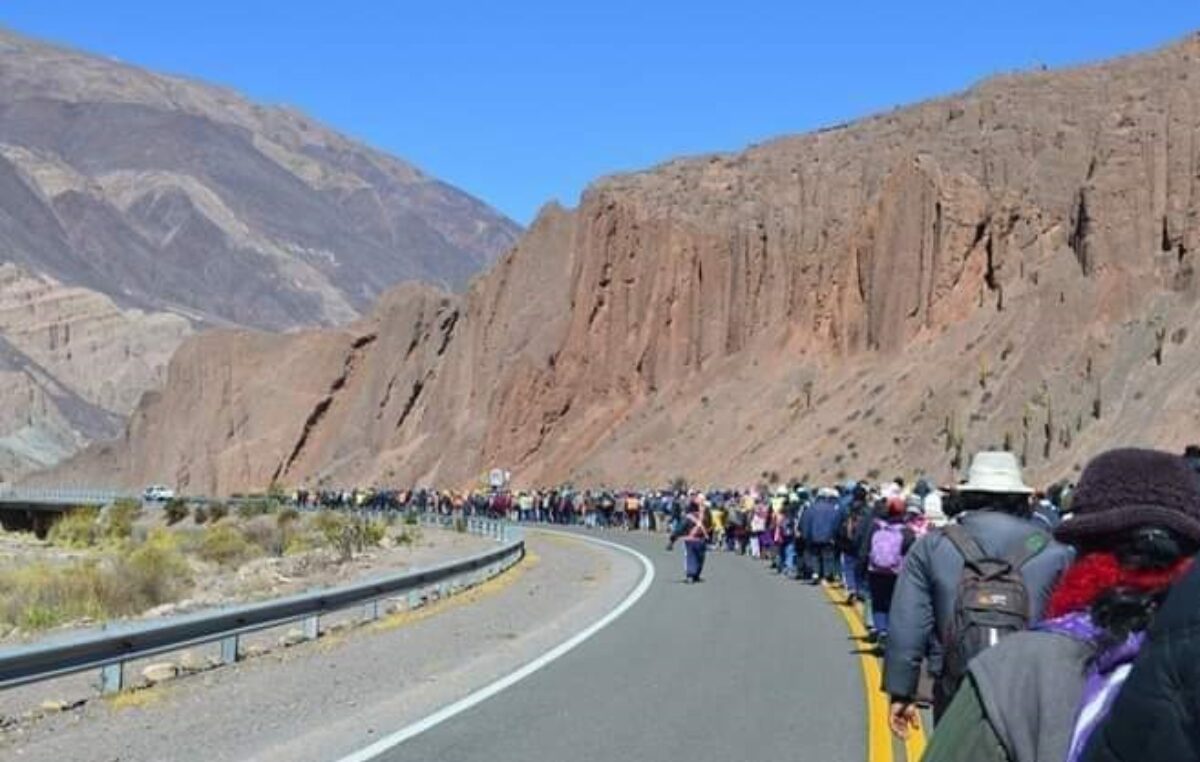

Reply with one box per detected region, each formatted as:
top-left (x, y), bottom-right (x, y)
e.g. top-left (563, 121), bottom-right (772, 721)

top-left (801, 495), bottom-right (844, 544)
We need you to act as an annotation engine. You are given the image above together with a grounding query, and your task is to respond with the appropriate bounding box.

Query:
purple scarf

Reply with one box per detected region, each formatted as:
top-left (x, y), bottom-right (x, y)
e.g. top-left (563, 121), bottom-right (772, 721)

top-left (1035, 612), bottom-right (1145, 762)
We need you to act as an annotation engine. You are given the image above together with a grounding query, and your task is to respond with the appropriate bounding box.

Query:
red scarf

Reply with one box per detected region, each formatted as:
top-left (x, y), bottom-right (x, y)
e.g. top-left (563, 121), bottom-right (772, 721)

top-left (1045, 551), bottom-right (1193, 619)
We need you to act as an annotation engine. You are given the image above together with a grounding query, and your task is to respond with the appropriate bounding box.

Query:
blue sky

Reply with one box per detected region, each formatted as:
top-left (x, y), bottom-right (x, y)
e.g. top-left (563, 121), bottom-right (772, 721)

top-left (3, 2), bottom-right (1198, 225)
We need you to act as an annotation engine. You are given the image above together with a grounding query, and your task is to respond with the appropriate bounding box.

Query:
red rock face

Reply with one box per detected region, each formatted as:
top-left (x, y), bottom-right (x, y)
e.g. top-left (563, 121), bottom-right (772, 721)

top-left (41, 34), bottom-right (1200, 493)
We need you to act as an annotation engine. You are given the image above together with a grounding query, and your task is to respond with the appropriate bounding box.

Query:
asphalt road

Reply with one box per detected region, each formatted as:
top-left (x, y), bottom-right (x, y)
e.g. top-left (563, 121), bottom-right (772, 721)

top-left (377, 531), bottom-right (865, 762)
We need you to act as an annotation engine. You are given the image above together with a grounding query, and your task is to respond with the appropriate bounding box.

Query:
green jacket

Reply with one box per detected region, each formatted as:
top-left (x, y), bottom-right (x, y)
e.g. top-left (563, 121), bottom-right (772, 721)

top-left (922, 676), bottom-right (1009, 762)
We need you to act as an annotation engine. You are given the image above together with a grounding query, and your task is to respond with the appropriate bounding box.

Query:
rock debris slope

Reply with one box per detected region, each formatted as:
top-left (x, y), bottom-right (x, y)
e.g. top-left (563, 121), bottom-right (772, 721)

top-left (0, 27), bottom-right (520, 478)
top-left (44, 33), bottom-right (1200, 493)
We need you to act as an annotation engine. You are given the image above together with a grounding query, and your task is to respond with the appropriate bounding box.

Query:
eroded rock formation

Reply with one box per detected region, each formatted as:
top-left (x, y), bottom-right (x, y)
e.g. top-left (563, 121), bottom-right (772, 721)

top-left (44, 33), bottom-right (1200, 493)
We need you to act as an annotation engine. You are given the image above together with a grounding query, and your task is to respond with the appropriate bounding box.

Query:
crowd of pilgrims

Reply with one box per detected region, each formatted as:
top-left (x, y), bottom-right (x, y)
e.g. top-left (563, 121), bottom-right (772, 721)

top-left (295, 444), bottom-right (1200, 762)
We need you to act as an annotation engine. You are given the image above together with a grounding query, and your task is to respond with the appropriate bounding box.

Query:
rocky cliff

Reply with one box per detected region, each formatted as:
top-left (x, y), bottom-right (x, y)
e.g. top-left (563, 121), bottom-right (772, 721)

top-left (0, 27), bottom-right (520, 479)
top-left (44, 33), bottom-right (1200, 493)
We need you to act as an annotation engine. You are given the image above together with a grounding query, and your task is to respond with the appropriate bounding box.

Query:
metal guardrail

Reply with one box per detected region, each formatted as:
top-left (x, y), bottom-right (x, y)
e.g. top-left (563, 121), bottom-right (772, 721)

top-left (0, 518), bottom-right (522, 694)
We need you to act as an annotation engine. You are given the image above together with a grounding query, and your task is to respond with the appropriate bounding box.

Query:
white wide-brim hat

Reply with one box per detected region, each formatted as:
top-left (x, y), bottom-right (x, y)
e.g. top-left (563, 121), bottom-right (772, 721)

top-left (958, 451), bottom-right (1034, 495)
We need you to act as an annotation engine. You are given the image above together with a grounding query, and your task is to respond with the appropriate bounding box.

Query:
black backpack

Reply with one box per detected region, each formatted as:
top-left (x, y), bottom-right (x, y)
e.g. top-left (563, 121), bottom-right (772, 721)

top-left (939, 525), bottom-right (1050, 698)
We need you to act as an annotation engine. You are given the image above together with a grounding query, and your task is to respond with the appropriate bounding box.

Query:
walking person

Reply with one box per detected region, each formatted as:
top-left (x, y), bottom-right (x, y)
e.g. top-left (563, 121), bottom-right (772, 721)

top-left (866, 496), bottom-right (916, 645)
top-left (883, 451), bottom-right (1074, 732)
top-left (677, 499), bottom-right (711, 583)
top-left (801, 487), bottom-right (844, 583)
top-left (922, 448), bottom-right (1200, 762)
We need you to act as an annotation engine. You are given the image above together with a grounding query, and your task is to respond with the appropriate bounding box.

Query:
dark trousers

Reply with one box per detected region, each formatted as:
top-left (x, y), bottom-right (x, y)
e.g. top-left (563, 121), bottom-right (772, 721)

top-left (867, 571), bottom-right (898, 635)
top-left (683, 539), bottom-right (707, 580)
top-left (804, 543), bottom-right (837, 580)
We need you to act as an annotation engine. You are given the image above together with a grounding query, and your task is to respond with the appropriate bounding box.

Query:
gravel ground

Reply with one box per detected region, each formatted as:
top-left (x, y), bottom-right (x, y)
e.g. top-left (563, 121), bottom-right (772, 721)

top-left (0, 531), bottom-right (637, 762)
top-left (0, 527), bottom-right (494, 719)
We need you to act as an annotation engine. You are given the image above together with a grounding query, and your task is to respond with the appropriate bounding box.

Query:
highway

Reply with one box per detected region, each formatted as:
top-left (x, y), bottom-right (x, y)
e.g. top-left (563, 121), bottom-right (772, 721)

top-left (364, 530), bottom-right (866, 762)
top-left (0, 529), bottom-right (878, 762)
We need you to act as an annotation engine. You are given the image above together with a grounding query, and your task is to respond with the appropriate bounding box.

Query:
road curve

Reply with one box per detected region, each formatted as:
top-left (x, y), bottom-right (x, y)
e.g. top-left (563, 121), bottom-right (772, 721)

top-left (366, 530), bottom-right (865, 762)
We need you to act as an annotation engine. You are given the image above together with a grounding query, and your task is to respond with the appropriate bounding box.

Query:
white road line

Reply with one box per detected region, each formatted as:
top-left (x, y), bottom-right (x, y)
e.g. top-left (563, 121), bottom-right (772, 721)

top-left (333, 529), bottom-right (656, 762)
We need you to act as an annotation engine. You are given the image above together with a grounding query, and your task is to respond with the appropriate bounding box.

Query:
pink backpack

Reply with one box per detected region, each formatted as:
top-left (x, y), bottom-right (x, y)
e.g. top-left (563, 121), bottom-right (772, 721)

top-left (869, 521), bottom-right (906, 574)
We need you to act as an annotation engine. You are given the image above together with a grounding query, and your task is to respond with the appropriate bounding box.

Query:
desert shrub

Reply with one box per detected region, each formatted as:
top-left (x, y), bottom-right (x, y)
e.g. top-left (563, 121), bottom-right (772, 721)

top-left (362, 518), bottom-right (387, 546)
top-left (163, 498), bottom-right (189, 525)
top-left (241, 515), bottom-right (286, 557)
top-left (207, 502), bottom-right (229, 522)
top-left (0, 532), bottom-right (192, 631)
top-left (283, 531), bottom-right (319, 556)
top-left (48, 507), bottom-right (101, 548)
top-left (197, 524), bottom-right (259, 567)
top-left (110, 529), bottom-right (192, 609)
top-left (102, 499), bottom-right (142, 542)
top-left (312, 512), bottom-right (386, 561)
top-left (403, 512), bottom-right (419, 526)
top-left (0, 561), bottom-right (107, 629)
top-left (395, 526), bottom-right (422, 547)
top-left (313, 511), bottom-right (352, 561)
top-left (236, 497), bottom-right (278, 520)
top-left (192, 505), bottom-right (209, 525)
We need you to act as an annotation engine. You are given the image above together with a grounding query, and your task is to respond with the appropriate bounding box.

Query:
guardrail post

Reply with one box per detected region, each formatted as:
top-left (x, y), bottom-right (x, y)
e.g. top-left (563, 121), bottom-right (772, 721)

top-left (303, 614), bottom-right (319, 640)
top-left (363, 599), bottom-right (379, 622)
top-left (220, 634), bottom-right (239, 665)
top-left (100, 662), bottom-right (122, 694)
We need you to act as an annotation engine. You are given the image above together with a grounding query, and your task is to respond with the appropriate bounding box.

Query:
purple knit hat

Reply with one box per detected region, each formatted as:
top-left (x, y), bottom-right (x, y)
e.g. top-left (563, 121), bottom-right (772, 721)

top-left (1056, 448), bottom-right (1200, 547)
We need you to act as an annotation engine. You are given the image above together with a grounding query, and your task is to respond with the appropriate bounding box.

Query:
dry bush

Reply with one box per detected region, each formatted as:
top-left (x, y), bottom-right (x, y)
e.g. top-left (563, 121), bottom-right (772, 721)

top-left (0, 530), bottom-right (192, 631)
top-left (241, 515), bottom-right (286, 557)
top-left (164, 499), bottom-right (189, 525)
top-left (196, 524), bottom-right (259, 567)
top-left (207, 503), bottom-right (229, 522)
top-left (47, 507), bottom-right (101, 548)
top-left (102, 499), bottom-right (142, 542)
top-left (312, 512), bottom-right (387, 562)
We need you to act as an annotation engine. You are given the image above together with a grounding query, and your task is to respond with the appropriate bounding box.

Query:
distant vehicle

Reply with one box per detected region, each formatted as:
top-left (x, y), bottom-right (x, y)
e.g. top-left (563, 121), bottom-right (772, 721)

top-left (142, 485), bottom-right (175, 502)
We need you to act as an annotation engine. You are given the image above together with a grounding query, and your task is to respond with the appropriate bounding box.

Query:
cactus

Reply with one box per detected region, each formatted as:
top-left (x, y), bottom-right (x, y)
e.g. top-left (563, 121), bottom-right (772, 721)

top-left (1154, 327), bottom-right (1167, 366)
top-left (1003, 430), bottom-right (1013, 451)
top-left (1043, 395), bottom-right (1054, 459)
top-left (978, 355), bottom-right (989, 389)
top-left (1092, 379), bottom-right (1102, 420)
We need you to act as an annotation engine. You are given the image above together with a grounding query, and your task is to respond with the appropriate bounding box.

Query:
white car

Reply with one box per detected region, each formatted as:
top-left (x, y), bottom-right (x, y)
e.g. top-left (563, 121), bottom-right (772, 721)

top-left (142, 485), bottom-right (175, 502)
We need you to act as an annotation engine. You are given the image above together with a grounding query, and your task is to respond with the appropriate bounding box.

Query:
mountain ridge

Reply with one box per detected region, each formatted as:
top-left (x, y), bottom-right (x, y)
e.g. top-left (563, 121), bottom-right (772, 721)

top-left (0, 27), bottom-right (520, 480)
top-left (39, 31), bottom-right (1200, 493)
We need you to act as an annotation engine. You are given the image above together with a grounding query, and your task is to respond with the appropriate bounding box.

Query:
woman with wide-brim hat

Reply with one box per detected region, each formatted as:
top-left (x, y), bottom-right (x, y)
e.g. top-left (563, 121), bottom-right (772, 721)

top-left (922, 448), bottom-right (1200, 762)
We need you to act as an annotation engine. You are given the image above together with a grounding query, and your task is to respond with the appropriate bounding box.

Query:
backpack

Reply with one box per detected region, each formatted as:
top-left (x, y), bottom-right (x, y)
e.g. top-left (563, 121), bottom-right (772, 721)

top-left (940, 525), bottom-right (1050, 698)
top-left (868, 521), bottom-right (906, 573)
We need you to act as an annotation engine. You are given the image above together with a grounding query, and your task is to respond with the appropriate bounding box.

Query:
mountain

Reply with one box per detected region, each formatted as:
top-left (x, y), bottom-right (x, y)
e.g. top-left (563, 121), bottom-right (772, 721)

top-left (0, 28), bottom-right (520, 479)
top-left (40, 33), bottom-right (1200, 494)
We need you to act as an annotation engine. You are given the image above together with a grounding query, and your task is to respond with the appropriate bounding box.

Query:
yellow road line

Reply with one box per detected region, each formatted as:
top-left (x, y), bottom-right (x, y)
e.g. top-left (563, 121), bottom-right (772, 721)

top-left (820, 582), bottom-right (931, 760)
top-left (905, 720), bottom-right (927, 761)
top-left (823, 583), bottom-right (893, 762)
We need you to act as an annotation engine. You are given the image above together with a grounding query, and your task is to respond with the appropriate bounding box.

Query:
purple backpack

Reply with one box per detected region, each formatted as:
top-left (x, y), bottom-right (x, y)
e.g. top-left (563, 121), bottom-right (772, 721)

top-left (869, 521), bottom-right (905, 574)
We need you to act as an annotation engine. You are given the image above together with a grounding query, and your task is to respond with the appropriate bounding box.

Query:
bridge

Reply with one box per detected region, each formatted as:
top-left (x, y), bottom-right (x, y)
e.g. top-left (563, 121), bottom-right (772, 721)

top-left (0, 487), bottom-right (131, 536)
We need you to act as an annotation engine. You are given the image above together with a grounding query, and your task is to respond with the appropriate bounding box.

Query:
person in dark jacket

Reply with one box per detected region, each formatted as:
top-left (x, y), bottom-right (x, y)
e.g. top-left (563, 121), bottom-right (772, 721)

top-left (837, 483), bottom-right (871, 604)
top-left (922, 448), bottom-right (1200, 762)
top-left (800, 487), bottom-right (844, 583)
top-left (1082, 548), bottom-right (1200, 762)
top-left (884, 452), bottom-right (1074, 733)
